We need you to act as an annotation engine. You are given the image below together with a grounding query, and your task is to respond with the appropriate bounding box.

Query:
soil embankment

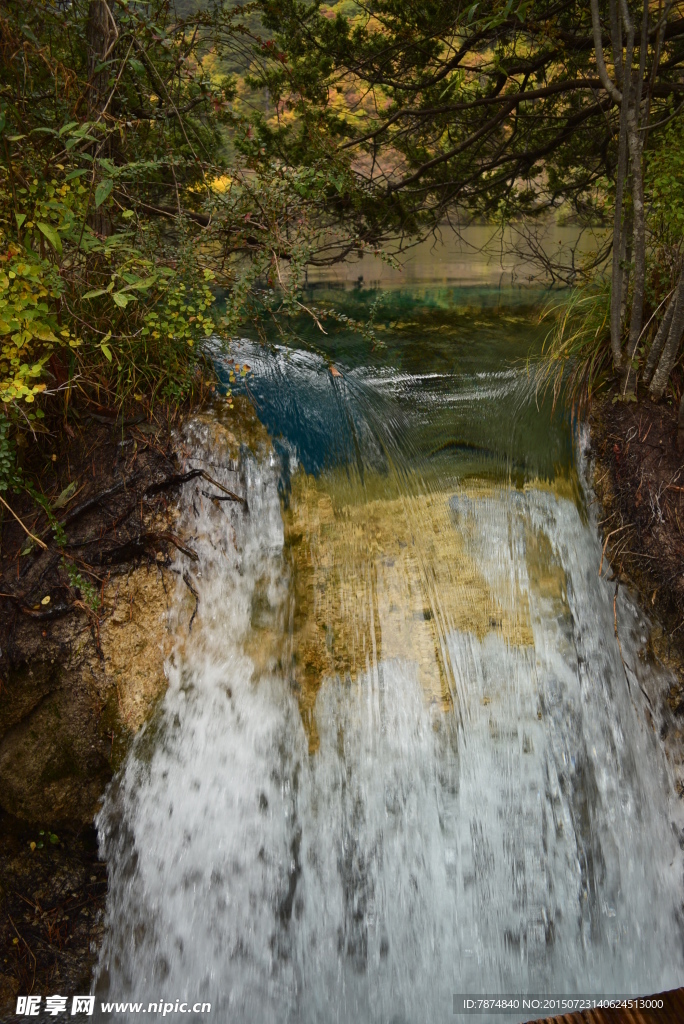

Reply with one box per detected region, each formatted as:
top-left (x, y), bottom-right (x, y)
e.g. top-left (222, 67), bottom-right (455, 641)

top-left (590, 398), bottom-right (684, 711)
top-left (0, 413), bottom-right (201, 1014)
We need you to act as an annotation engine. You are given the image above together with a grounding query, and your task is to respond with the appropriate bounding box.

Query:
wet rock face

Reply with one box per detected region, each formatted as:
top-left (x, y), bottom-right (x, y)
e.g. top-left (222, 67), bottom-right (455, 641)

top-left (0, 565), bottom-right (171, 825)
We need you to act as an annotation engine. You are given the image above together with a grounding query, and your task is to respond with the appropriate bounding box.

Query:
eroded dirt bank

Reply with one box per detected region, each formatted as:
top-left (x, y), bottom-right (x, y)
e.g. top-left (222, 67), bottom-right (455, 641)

top-left (0, 414), bottom-right (193, 1013)
top-left (590, 399), bottom-right (684, 709)
top-left (590, 396), bottom-right (684, 801)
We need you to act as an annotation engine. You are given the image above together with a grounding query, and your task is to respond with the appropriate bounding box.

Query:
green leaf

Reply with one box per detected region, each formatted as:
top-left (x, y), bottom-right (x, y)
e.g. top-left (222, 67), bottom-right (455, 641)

top-left (120, 276), bottom-right (156, 292)
top-left (64, 137), bottom-right (81, 150)
top-left (52, 481), bottom-right (77, 509)
top-left (83, 288), bottom-right (107, 300)
top-left (65, 169), bottom-right (88, 181)
top-left (36, 222), bottom-right (62, 254)
top-left (130, 58), bottom-right (146, 75)
top-left (15, 213), bottom-right (26, 229)
top-left (94, 179), bottom-right (114, 208)
top-left (101, 342), bottom-right (113, 361)
top-left (112, 291), bottom-right (130, 308)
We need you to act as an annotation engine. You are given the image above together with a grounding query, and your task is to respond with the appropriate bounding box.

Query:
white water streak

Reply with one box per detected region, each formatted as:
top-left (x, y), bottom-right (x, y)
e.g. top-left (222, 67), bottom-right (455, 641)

top-left (96, 423), bottom-right (684, 1024)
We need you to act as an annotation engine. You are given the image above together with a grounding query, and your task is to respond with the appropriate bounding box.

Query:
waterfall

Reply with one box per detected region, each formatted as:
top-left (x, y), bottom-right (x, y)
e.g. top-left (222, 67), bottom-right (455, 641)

top-left (96, 350), bottom-right (684, 1024)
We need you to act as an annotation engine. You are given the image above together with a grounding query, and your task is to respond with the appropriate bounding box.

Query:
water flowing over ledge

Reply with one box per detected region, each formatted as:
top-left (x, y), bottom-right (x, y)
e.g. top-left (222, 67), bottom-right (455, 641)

top-left (95, 339), bottom-right (684, 1024)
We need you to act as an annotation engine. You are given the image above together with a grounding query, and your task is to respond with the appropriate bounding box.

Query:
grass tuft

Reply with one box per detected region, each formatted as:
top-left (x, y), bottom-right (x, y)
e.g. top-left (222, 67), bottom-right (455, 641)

top-left (533, 285), bottom-right (612, 414)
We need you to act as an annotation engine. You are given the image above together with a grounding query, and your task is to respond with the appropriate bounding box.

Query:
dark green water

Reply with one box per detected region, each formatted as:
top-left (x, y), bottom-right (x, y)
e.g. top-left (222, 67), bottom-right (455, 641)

top-left (219, 284), bottom-right (575, 487)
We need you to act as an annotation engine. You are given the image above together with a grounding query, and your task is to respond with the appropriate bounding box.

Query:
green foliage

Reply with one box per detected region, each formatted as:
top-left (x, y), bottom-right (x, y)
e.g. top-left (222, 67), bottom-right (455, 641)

top-left (0, 0), bottom-right (363, 514)
top-left (251, 0), bottom-right (647, 235)
top-left (0, 413), bottom-right (21, 491)
top-left (534, 286), bottom-right (612, 412)
top-left (61, 557), bottom-right (100, 612)
top-left (0, 247), bottom-right (75, 406)
top-left (28, 484), bottom-right (101, 608)
top-left (646, 108), bottom-right (684, 245)
top-left (31, 829), bottom-right (59, 850)
top-left (0, 0), bottom-right (234, 430)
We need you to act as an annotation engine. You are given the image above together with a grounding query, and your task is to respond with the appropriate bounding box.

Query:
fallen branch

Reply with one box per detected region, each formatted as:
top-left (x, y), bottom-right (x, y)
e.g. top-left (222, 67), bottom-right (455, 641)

top-left (143, 468), bottom-right (203, 497)
top-left (201, 489), bottom-right (244, 504)
top-left (146, 467), bottom-right (247, 507)
top-left (63, 502), bottom-right (138, 548)
top-left (156, 532), bottom-right (199, 561)
top-left (199, 471), bottom-right (247, 507)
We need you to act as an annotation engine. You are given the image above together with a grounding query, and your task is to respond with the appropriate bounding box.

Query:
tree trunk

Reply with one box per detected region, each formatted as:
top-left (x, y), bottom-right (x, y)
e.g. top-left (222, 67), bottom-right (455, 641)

top-left (86, 1), bottom-right (117, 236)
top-left (609, 0), bottom-right (623, 86)
top-left (87, 1), bottom-right (118, 114)
top-left (619, 206), bottom-right (632, 325)
top-left (643, 286), bottom-right (677, 386)
top-left (622, 3), bottom-right (651, 392)
top-left (595, 0), bottom-right (634, 375)
top-left (622, 126), bottom-right (646, 388)
top-left (649, 270), bottom-right (684, 400)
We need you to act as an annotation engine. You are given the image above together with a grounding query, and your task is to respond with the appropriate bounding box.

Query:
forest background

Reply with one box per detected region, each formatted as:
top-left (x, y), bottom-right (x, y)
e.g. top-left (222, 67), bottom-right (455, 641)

top-left (1, 0), bottom-right (684, 529)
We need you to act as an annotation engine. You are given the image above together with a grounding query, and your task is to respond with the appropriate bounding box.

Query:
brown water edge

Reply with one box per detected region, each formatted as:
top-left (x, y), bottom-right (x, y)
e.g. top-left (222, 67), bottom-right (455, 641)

top-left (245, 460), bottom-right (583, 755)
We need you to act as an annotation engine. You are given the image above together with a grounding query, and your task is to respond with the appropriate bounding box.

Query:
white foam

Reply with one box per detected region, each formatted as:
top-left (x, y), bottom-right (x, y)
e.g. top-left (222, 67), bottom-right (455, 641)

top-left (96, 427), bottom-right (684, 1024)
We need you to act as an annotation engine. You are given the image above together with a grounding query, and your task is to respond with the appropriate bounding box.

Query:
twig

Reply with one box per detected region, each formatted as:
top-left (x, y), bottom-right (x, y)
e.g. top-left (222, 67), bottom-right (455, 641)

top-left (201, 490), bottom-right (244, 503)
top-left (143, 468), bottom-right (203, 497)
top-left (198, 472), bottom-right (246, 506)
top-left (8, 915), bottom-right (36, 993)
top-left (95, 531), bottom-right (198, 565)
top-left (149, 467), bottom-right (247, 507)
top-left (599, 523), bottom-right (632, 576)
top-left (39, 473), bottom-right (143, 539)
top-left (183, 570), bottom-right (199, 632)
top-left (0, 495), bottom-right (48, 550)
top-left (156, 532), bottom-right (199, 561)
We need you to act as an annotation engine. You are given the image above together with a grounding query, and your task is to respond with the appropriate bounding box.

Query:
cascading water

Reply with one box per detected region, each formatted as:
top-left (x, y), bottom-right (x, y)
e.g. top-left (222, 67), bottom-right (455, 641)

top-left (96, 313), bottom-right (684, 1023)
